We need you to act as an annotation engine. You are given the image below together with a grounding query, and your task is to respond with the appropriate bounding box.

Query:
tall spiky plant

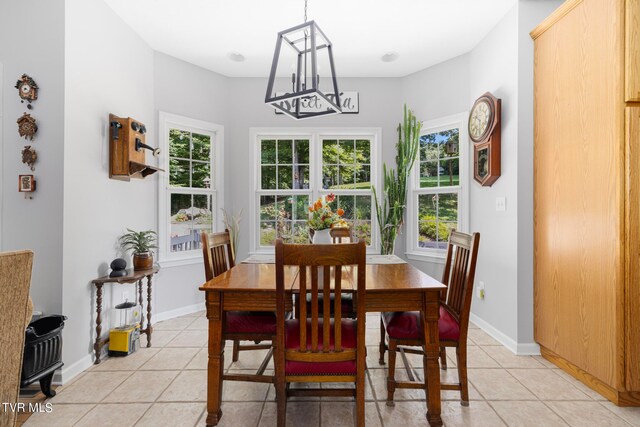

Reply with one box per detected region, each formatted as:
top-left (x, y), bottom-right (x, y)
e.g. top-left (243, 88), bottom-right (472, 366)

top-left (221, 208), bottom-right (243, 263)
top-left (373, 105), bottom-right (422, 255)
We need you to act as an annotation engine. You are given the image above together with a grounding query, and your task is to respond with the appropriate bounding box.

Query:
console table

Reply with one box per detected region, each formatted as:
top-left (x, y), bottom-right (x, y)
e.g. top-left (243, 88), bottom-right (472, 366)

top-left (91, 266), bottom-right (158, 364)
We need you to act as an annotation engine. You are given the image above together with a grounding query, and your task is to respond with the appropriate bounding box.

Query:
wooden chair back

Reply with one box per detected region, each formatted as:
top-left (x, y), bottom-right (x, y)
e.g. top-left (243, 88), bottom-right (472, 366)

top-left (201, 230), bottom-right (235, 281)
top-left (275, 239), bottom-right (366, 364)
top-left (440, 230), bottom-right (480, 338)
top-left (0, 250), bottom-right (33, 427)
top-left (330, 227), bottom-right (352, 243)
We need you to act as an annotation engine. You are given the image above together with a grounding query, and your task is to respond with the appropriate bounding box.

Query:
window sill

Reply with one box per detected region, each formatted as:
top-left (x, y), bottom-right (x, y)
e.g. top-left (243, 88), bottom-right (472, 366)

top-left (158, 255), bottom-right (202, 269)
top-left (405, 251), bottom-right (446, 264)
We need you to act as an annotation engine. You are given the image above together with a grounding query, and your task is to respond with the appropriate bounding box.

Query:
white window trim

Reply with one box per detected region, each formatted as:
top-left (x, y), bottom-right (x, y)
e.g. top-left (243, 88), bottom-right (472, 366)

top-left (158, 112), bottom-right (224, 268)
top-left (405, 112), bottom-right (469, 262)
top-left (249, 127), bottom-right (382, 255)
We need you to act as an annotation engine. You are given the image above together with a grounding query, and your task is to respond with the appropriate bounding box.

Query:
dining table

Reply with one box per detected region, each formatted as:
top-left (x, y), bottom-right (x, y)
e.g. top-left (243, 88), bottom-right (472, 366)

top-left (199, 255), bottom-right (447, 426)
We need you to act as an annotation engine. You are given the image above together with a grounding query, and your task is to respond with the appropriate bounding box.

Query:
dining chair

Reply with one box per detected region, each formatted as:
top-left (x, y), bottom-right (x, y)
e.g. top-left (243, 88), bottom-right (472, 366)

top-left (275, 239), bottom-right (367, 427)
top-left (378, 230), bottom-right (480, 406)
top-left (201, 231), bottom-right (274, 374)
top-left (330, 227), bottom-right (352, 243)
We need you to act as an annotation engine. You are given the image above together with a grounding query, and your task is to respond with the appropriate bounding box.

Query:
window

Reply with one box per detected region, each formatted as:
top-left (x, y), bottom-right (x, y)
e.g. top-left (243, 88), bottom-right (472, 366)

top-left (251, 128), bottom-right (380, 253)
top-left (158, 113), bottom-right (224, 265)
top-left (406, 114), bottom-right (468, 260)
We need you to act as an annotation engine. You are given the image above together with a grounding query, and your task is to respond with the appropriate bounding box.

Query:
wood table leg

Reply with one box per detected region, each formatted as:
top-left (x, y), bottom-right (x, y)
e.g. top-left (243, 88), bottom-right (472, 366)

top-left (205, 291), bottom-right (224, 426)
top-left (146, 274), bottom-right (153, 347)
top-left (93, 283), bottom-right (103, 364)
top-left (422, 292), bottom-right (442, 426)
top-left (138, 279), bottom-right (145, 331)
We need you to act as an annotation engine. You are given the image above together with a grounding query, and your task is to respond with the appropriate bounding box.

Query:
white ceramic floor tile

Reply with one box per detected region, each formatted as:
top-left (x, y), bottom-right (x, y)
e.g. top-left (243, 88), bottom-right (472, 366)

top-left (490, 401), bottom-right (569, 426)
top-left (546, 401), bottom-right (631, 427)
top-left (136, 402), bottom-right (205, 427)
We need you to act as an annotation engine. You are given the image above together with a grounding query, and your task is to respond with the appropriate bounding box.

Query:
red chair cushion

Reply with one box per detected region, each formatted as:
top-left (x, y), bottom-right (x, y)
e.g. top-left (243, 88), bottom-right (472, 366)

top-left (284, 318), bottom-right (357, 376)
top-left (225, 311), bottom-right (277, 335)
top-left (382, 306), bottom-right (460, 341)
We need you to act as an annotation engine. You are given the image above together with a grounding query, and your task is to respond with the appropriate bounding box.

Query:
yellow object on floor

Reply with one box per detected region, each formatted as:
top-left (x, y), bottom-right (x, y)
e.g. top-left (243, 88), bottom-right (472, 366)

top-left (108, 325), bottom-right (140, 356)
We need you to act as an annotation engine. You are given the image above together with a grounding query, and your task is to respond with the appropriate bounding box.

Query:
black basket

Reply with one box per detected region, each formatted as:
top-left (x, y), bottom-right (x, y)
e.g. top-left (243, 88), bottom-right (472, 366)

top-left (21, 315), bottom-right (67, 397)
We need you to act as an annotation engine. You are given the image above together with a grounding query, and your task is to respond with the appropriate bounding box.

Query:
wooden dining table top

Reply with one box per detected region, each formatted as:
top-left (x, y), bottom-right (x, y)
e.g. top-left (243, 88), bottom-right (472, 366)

top-left (199, 262), bottom-right (445, 293)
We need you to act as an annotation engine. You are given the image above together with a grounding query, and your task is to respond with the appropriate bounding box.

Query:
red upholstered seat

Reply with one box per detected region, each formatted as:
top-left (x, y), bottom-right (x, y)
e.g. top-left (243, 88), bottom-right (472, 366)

top-left (284, 318), bottom-right (357, 375)
top-left (225, 311), bottom-right (277, 334)
top-left (382, 306), bottom-right (460, 341)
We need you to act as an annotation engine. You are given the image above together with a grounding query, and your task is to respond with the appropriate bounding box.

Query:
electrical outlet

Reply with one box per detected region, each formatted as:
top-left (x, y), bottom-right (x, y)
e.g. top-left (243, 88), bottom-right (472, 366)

top-left (495, 197), bottom-right (506, 212)
top-left (477, 281), bottom-right (485, 299)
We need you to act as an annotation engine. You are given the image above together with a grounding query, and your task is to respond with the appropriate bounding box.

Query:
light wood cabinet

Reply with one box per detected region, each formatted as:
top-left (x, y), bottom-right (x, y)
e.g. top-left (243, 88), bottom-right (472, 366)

top-left (532, 0), bottom-right (640, 405)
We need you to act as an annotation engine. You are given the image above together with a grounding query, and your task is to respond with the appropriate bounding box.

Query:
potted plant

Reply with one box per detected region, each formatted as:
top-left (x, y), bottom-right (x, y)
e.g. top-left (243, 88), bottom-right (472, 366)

top-left (308, 194), bottom-right (344, 244)
top-left (373, 105), bottom-right (422, 254)
top-left (119, 229), bottom-right (157, 270)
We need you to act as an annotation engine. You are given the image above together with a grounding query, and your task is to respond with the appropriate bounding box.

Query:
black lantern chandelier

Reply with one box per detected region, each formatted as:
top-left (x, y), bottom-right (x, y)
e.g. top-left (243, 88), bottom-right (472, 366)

top-left (264, 0), bottom-right (341, 120)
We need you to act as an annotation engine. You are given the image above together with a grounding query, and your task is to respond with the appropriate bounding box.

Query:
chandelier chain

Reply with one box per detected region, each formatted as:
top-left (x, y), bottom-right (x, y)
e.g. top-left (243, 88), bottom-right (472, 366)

top-left (304, 0), bottom-right (308, 22)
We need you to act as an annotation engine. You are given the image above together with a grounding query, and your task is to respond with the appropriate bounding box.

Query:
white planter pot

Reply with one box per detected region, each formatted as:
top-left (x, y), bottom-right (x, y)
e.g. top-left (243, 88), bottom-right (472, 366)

top-left (312, 228), bottom-right (332, 244)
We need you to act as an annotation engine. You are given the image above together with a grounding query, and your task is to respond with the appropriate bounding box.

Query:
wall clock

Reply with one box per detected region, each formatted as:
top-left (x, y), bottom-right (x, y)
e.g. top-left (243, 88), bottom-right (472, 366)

top-left (17, 113), bottom-right (38, 140)
top-left (22, 146), bottom-right (37, 171)
top-left (469, 92), bottom-right (501, 186)
top-left (15, 74), bottom-right (38, 109)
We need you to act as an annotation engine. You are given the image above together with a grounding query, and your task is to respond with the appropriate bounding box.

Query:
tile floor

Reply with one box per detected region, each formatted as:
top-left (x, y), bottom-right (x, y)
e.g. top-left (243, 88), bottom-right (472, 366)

top-left (23, 311), bottom-right (640, 427)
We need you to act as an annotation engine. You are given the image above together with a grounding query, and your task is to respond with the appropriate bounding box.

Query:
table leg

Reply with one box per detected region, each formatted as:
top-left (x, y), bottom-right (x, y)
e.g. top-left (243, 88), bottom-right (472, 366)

top-left (205, 291), bottom-right (224, 426)
top-left (138, 279), bottom-right (145, 331)
top-left (146, 275), bottom-right (153, 347)
top-left (93, 283), bottom-right (103, 364)
top-left (422, 292), bottom-right (442, 426)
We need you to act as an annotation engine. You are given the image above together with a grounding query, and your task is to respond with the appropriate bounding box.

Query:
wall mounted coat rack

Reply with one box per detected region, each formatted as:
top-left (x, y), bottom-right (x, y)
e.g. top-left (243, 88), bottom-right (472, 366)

top-left (109, 114), bottom-right (163, 181)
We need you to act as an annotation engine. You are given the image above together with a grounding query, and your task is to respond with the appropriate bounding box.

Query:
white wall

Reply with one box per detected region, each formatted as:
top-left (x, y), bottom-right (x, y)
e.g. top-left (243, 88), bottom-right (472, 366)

top-left (225, 77), bottom-right (403, 260)
top-left (152, 52), bottom-right (229, 315)
top-left (401, 54), bottom-right (471, 279)
top-left (0, 0), bottom-right (65, 316)
top-left (516, 0), bottom-right (563, 346)
top-left (62, 0), bottom-right (156, 378)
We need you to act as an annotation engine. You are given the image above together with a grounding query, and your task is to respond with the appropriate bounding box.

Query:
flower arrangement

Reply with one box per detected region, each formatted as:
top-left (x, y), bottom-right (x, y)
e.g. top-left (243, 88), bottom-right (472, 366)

top-left (307, 193), bottom-right (344, 231)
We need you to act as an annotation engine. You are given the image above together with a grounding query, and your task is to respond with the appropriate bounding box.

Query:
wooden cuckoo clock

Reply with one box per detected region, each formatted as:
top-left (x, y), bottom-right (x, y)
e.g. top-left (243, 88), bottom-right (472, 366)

top-left (21, 146), bottom-right (37, 171)
top-left (17, 113), bottom-right (38, 140)
top-left (469, 92), bottom-right (501, 186)
top-left (15, 74), bottom-right (38, 109)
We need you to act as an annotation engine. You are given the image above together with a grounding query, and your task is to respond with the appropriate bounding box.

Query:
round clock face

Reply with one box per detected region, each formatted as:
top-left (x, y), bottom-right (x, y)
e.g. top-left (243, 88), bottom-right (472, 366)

top-left (20, 84), bottom-right (31, 95)
top-left (469, 99), bottom-right (493, 142)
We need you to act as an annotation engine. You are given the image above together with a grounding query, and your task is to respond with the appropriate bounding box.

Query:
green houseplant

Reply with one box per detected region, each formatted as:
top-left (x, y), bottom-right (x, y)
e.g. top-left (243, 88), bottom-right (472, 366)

top-left (373, 105), bottom-right (422, 255)
top-left (119, 229), bottom-right (158, 271)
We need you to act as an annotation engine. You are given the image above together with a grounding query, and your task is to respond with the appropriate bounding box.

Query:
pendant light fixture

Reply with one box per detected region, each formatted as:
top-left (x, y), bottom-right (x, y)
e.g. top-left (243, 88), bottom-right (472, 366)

top-left (265, 0), bottom-right (342, 120)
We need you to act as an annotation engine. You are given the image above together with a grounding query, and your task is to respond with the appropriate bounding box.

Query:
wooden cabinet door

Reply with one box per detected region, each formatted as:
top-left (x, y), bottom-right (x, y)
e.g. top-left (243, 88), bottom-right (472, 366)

top-left (626, 106), bottom-right (640, 390)
top-left (627, 0), bottom-right (640, 101)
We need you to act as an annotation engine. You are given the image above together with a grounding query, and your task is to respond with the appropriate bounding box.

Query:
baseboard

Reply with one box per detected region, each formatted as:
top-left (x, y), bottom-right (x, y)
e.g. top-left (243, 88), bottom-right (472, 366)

top-left (153, 302), bottom-right (205, 323)
top-left (57, 353), bottom-right (93, 385)
top-left (58, 302), bottom-right (204, 385)
top-left (469, 313), bottom-right (540, 355)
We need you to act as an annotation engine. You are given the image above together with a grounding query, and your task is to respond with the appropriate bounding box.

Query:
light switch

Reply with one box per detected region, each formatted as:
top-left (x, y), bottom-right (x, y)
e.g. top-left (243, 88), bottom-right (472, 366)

top-left (495, 197), bottom-right (506, 212)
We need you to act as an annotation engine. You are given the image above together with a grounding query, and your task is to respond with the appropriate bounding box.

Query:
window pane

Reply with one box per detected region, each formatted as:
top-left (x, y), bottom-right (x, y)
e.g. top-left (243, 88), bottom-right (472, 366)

top-left (261, 166), bottom-right (277, 189)
top-left (169, 129), bottom-right (190, 159)
top-left (260, 222), bottom-right (276, 246)
top-left (261, 140), bottom-right (276, 164)
top-left (355, 164), bottom-right (371, 187)
top-left (336, 195), bottom-right (355, 218)
top-left (293, 221), bottom-right (310, 244)
top-left (323, 140), bottom-right (338, 164)
top-left (420, 161), bottom-right (438, 188)
top-left (338, 165), bottom-right (354, 188)
top-left (192, 133), bottom-right (211, 161)
top-left (192, 194), bottom-right (213, 243)
top-left (277, 139), bottom-right (293, 164)
top-left (322, 165), bottom-right (338, 189)
top-left (276, 196), bottom-right (293, 221)
top-left (438, 129), bottom-right (459, 159)
top-left (356, 140), bottom-right (370, 163)
top-left (354, 221), bottom-right (372, 246)
top-left (293, 165), bottom-right (309, 189)
top-left (260, 195), bottom-right (276, 220)
top-left (339, 140), bottom-right (355, 163)
top-left (355, 195), bottom-right (372, 220)
top-left (420, 134), bottom-right (438, 161)
top-left (278, 166), bottom-right (292, 189)
top-left (191, 161), bottom-right (211, 188)
top-left (294, 140), bottom-right (309, 164)
top-left (439, 158), bottom-right (459, 187)
top-left (417, 193), bottom-right (458, 250)
top-left (169, 159), bottom-right (190, 187)
top-left (170, 193), bottom-right (197, 253)
top-left (291, 195), bottom-right (310, 220)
